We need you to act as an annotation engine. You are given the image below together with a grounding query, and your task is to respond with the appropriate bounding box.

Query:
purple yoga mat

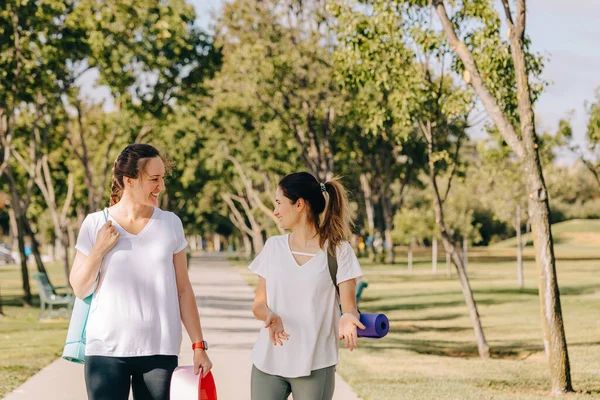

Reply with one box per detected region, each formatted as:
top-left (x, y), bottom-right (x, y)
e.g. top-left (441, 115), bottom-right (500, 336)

top-left (357, 313), bottom-right (389, 338)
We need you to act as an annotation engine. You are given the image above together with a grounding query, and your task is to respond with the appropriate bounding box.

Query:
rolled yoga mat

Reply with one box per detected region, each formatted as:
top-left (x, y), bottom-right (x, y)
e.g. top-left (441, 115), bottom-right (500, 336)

top-left (357, 313), bottom-right (389, 338)
top-left (170, 366), bottom-right (218, 400)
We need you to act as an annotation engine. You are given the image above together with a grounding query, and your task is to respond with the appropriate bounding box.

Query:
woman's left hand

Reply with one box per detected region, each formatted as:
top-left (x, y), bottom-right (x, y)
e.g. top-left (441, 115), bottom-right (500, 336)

top-left (193, 349), bottom-right (213, 378)
top-left (338, 313), bottom-right (366, 351)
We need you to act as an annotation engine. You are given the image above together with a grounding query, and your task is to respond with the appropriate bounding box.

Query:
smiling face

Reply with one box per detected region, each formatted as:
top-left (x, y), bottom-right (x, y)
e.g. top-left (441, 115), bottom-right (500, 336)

top-left (125, 156), bottom-right (166, 207)
top-left (274, 187), bottom-right (304, 230)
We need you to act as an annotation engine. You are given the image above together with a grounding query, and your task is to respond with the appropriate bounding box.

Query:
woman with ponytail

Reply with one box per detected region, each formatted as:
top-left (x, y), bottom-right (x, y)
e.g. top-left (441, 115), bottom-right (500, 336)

top-left (69, 144), bottom-right (212, 400)
top-left (249, 172), bottom-right (365, 400)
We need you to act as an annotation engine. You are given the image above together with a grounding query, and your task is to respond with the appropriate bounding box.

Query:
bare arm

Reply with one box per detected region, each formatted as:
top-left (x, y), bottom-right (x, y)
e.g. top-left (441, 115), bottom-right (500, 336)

top-left (174, 250), bottom-right (204, 343)
top-left (339, 279), bottom-right (360, 318)
top-left (252, 276), bottom-right (272, 321)
top-left (338, 278), bottom-right (365, 351)
top-left (69, 250), bottom-right (103, 299)
top-left (174, 250), bottom-right (212, 376)
top-left (69, 220), bottom-right (118, 299)
top-left (252, 276), bottom-right (289, 346)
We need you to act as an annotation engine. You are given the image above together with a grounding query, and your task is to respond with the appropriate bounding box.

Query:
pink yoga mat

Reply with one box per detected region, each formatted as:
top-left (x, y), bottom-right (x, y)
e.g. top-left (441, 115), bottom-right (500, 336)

top-left (170, 366), bottom-right (218, 400)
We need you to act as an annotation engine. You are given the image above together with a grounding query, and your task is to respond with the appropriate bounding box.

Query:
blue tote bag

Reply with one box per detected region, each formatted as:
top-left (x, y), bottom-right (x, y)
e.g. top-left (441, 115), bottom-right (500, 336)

top-left (62, 209), bottom-right (108, 364)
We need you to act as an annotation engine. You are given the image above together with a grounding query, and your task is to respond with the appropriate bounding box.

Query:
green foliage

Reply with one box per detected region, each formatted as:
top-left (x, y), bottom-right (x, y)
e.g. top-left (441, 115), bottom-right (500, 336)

top-left (210, 0), bottom-right (344, 180)
top-left (392, 206), bottom-right (435, 244)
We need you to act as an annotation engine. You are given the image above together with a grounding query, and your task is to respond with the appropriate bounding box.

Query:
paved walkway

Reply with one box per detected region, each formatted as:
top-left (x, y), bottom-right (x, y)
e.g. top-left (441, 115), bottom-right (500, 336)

top-left (4, 254), bottom-right (359, 400)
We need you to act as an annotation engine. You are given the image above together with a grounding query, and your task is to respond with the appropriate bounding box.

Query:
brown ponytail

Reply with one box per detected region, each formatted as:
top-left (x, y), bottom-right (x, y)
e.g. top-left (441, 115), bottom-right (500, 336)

top-left (110, 164), bottom-right (124, 206)
top-left (319, 177), bottom-right (352, 254)
top-left (277, 172), bottom-right (352, 255)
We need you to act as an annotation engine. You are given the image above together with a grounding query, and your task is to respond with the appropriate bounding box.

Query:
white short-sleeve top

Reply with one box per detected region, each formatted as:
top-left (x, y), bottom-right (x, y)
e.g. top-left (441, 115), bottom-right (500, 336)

top-left (75, 207), bottom-right (188, 357)
top-left (249, 234), bottom-right (363, 378)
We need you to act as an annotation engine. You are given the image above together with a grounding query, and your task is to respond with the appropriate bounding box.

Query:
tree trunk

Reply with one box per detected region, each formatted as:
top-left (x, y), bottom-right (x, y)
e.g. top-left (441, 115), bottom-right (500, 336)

top-left (446, 251), bottom-right (452, 277)
top-left (525, 153), bottom-right (572, 391)
top-left (433, 0), bottom-right (571, 387)
top-left (61, 235), bottom-right (70, 284)
top-left (242, 235), bottom-right (252, 259)
top-left (420, 118), bottom-right (489, 358)
top-left (516, 205), bottom-right (524, 289)
top-left (8, 207), bottom-right (18, 253)
top-left (360, 174), bottom-right (376, 262)
top-left (213, 235), bottom-right (221, 252)
top-left (382, 196), bottom-right (395, 264)
top-left (16, 215), bottom-right (32, 306)
top-left (408, 238), bottom-right (414, 274)
top-left (21, 216), bottom-right (48, 274)
top-left (432, 239), bottom-right (438, 274)
top-left (5, 173), bottom-right (32, 305)
top-left (251, 230), bottom-right (264, 254)
top-left (510, 9), bottom-right (572, 388)
top-left (463, 237), bottom-right (468, 273)
top-left (431, 179), bottom-right (489, 359)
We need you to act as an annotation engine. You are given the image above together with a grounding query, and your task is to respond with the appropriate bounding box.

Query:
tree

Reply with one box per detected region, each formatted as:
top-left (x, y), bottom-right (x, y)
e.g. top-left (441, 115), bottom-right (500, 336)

top-left (392, 206), bottom-right (433, 273)
top-left (212, 0), bottom-right (345, 181)
top-left (331, 0), bottom-right (490, 358)
top-left (331, 2), bottom-right (425, 264)
top-left (429, 0), bottom-right (572, 391)
top-left (0, 0), bottom-right (89, 301)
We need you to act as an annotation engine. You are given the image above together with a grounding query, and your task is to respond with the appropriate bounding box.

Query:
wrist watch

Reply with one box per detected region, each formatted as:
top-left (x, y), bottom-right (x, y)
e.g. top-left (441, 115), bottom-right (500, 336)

top-left (192, 340), bottom-right (208, 351)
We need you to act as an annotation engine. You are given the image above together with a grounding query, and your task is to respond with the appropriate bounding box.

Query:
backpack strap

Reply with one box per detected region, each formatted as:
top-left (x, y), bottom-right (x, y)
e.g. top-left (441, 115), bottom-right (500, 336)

top-left (327, 245), bottom-right (361, 314)
top-left (327, 249), bottom-right (340, 300)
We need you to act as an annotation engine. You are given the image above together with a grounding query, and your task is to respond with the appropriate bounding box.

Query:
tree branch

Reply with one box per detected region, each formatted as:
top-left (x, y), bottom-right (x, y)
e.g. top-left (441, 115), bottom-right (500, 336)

top-left (501, 0), bottom-right (515, 32)
top-left (515, 0), bottom-right (526, 38)
top-left (442, 128), bottom-right (464, 203)
top-left (60, 172), bottom-right (75, 222)
top-left (432, 0), bottom-right (524, 158)
top-left (221, 193), bottom-right (253, 236)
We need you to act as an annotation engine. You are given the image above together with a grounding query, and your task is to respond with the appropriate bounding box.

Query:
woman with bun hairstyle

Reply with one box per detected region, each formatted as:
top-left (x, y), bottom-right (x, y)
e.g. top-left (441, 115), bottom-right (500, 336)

top-left (69, 143), bottom-right (212, 400)
top-left (249, 172), bottom-right (365, 400)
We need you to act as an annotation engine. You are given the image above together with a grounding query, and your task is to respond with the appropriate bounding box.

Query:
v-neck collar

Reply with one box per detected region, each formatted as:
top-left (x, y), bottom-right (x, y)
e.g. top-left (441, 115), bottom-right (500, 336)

top-left (108, 207), bottom-right (157, 238)
top-left (286, 233), bottom-right (322, 267)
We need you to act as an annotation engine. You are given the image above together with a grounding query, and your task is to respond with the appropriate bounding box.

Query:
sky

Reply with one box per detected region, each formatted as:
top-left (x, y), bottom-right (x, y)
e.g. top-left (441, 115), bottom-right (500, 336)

top-left (81, 0), bottom-right (600, 164)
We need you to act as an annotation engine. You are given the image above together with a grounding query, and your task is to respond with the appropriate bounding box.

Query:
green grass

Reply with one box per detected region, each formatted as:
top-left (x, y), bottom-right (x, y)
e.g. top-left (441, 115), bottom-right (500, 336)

top-left (0, 261), bottom-right (70, 398)
top-left (232, 227), bottom-right (600, 399)
top-left (492, 219), bottom-right (600, 249)
top-left (336, 245), bottom-right (600, 399)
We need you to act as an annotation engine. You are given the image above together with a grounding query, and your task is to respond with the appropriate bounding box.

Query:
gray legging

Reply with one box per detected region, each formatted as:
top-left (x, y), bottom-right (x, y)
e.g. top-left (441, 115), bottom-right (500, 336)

top-left (251, 364), bottom-right (336, 400)
top-left (85, 355), bottom-right (178, 400)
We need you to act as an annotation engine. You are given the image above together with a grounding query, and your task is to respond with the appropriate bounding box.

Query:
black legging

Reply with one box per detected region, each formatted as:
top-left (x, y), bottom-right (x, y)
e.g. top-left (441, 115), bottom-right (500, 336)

top-left (85, 355), bottom-right (178, 400)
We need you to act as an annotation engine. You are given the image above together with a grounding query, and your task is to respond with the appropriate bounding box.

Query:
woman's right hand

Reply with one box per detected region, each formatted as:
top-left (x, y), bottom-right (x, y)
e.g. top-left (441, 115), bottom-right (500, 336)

top-left (93, 220), bottom-right (120, 256)
top-left (265, 312), bottom-right (290, 346)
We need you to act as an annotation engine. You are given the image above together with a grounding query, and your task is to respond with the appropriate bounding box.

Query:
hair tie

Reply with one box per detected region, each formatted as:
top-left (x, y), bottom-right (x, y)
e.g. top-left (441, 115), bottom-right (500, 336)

top-left (320, 182), bottom-right (326, 193)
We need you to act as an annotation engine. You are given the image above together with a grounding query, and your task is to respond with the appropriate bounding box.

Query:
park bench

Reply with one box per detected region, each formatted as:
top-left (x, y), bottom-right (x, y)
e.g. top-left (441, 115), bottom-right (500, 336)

top-left (32, 272), bottom-right (75, 320)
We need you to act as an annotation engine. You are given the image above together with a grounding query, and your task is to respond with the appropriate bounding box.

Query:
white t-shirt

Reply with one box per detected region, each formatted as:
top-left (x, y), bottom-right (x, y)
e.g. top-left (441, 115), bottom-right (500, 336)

top-left (75, 207), bottom-right (188, 357)
top-left (249, 234), bottom-right (363, 378)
